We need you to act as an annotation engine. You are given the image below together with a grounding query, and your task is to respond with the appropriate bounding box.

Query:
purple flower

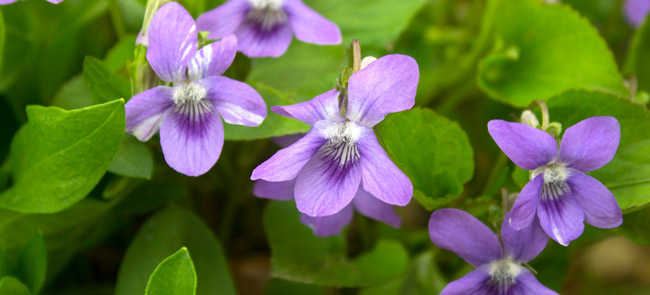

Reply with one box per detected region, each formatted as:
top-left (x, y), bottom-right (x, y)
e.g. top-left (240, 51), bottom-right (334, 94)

top-left (0, 0), bottom-right (62, 4)
top-left (196, 0), bottom-right (341, 58)
top-left (251, 54), bottom-right (418, 217)
top-left (429, 209), bottom-right (557, 295)
top-left (488, 117), bottom-right (622, 246)
top-left (253, 135), bottom-right (401, 237)
top-left (126, 2), bottom-right (267, 176)
top-left (624, 0), bottom-right (650, 27)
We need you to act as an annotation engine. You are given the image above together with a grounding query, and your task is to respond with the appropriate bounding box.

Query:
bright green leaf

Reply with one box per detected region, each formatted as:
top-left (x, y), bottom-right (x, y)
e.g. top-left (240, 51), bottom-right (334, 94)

top-left (145, 247), bottom-right (197, 295)
top-left (103, 35), bottom-right (137, 72)
top-left (0, 100), bottom-right (125, 213)
top-left (108, 134), bottom-right (153, 179)
top-left (50, 75), bottom-right (93, 110)
top-left (478, 0), bottom-right (628, 106)
top-left (545, 90), bottom-right (650, 211)
top-left (116, 206), bottom-right (235, 295)
top-left (16, 232), bottom-right (46, 294)
top-left (304, 0), bottom-right (428, 54)
top-left (0, 276), bottom-right (31, 295)
top-left (263, 201), bottom-right (408, 287)
top-left (83, 56), bottom-right (131, 105)
top-left (375, 108), bottom-right (474, 210)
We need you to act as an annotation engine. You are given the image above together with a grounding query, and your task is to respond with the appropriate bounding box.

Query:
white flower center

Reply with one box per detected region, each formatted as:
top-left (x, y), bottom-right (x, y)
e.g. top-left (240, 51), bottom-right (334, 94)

top-left (487, 259), bottom-right (523, 293)
top-left (173, 82), bottom-right (207, 105)
top-left (320, 121), bottom-right (364, 167)
top-left (246, 0), bottom-right (287, 30)
top-left (540, 163), bottom-right (571, 201)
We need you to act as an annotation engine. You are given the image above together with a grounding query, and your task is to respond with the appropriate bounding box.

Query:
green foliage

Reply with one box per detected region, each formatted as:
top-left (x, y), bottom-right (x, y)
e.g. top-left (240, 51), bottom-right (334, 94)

top-left (0, 276), bottom-right (31, 295)
top-left (545, 90), bottom-right (650, 211)
top-left (263, 201), bottom-right (408, 287)
top-left (116, 206), bottom-right (235, 295)
top-left (145, 247), bottom-right (197, 295)
top-left (613, 208), bottom-right (650, 245)
top-left (625, 17), bottom-right (650, 98)
top-left (107, 134), bottom-right (153, 179)
top-left (376, 108), bottom-right (474, 210)
top-left (0, 100), bottom-right (125, 213)
top-left (15, 232), bottom-right (46, 294)
top-left (83, 56), bottom-right (131, 105)
top-left (478, 0), bottom-right (628, 106)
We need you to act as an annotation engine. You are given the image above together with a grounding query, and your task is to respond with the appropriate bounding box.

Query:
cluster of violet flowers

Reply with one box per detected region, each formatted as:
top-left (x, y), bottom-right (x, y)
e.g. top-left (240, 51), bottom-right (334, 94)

top-left (10, 0), bottom-right (628, 293)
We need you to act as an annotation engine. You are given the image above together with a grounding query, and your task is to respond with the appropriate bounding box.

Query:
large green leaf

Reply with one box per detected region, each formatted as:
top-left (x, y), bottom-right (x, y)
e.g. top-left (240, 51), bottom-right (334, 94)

top-left (83, 56), bottom-right (131, 105)
top-left (107, 134), bottom-right (153, 179)
top-left (375, 108), bottom-right (474, 210)
top-left (145, 247), bottom-right (197, 295)
top-left (15, 232), bottom-right (46, 294)
top-left (0, 100), bottom-right (125, 213)
top-left (304, 0), bottom-right (428, 54)
top-left (625, 17), bottom-right (650, 96)
top-left (115, 206), bottom-right (235, 295)
top-left (478, 0), bottom-right (628, 106)
top-left (263, 201), bottom-right (408, 287)
top-left (545, 90), bottom-right (650, 211)
top-left (0, 276), bottom-right (31, 295)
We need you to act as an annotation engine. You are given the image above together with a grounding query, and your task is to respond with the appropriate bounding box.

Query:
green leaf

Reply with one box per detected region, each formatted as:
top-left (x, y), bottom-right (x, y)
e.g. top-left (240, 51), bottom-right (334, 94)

top-left (0, 247), bottom-right (11, 278)
top-left (116, 206), bottom-right (235, 295)
top-left (107, 134), bottom-right (153, 179)
top-left (478, 0), bottom-right (628, 106)
top-left (50, 74), bottom-right (93, 110)
top-left (264, 279), bottom-right (324, 295)
top-left (545, 90), bottom-right (650, 211)
top-left (0, 100), bottom-right (126, 213)
top-left (613, 207), bottom-right (650, 245)
top-left (145, 247), bottom-right (197, 295)
top-left (263, 201), bottom-right (408, 287)
top-left (304, 0), bottom-right (428, 54)
top-left (625, 17), bottom-right (650, 96)
top-left (83, 56), bottom-right (131, 105)
top-left (103, 35), bottom-right (137, 72)
top-left (375, 108), bottom-right (474, 210)
top-left (0, 276), bottom-right (31, 295)
top-left (16, 232), bottom-right (46, 294)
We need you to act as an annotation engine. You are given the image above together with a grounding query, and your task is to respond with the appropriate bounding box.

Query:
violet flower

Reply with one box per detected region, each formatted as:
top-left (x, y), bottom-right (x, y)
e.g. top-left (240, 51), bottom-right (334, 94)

top-left (251, 54), bottom-right (418, 217)
top-left (196, 0), bottom-right (341, 58)
top-left (429, 209), bottom-right (556, 295)
top-left (488, 117), bottom-right (622, 246)
top-left (624, 0), bottom-right (650, 27)
top-left (126, 2), bottom-right (267, 176)
top-left (0, 0), bottom-right (62, 4)
top-left (253, 134), bottom-right (401, 237)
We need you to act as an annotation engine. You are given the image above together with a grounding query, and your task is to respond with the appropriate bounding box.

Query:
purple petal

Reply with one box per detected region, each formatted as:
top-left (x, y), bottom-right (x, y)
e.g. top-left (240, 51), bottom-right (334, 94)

top-left (487, 120), bottom-right (558, 170)
top-left (440, 267), bottom-right (491, 295)
top-left (559, 116), bottom-right (620, 172)
top-left (159, 102), bottom-right (224, 176)
top-left (47, 0), bottom-right (63, 3)
top-left (516, 271), bottom-right (559, 295)
top-left (357, 130), bottom-right (413, 206)
top-left (567, 169), bottom-right (622, 228)
top-left (284, 0), bottom-right (341, 45)
top-left (188, 34), bottom-right (238, 80)
top-left (235, 21), bottom-right (293, 58)
top-left (624, 0), bottom-right (650, 27)
top-left (125, 86), bottom-right (174, 141)
top-left (352, 187), bottom-right (401, 228)
top-left (537, 191), bottom-right (584, 246)
top-left (271, 89), bottom-right (344, 125)
top-left (294, 143), bottom-right (362, 217)
top-left (345, 54), bottom-right (418, 127)
top-left (300, 204), bottom-right (354, 237)
top-left (509, 174), bottom-right (543, 230)
top-left (196, 0), bottom-right (250, 39)
top-left (502, 214), bottom-right (548, 263)
top-left (199, 76), bottom-right (266, 127)
top-left (428, 209), bottom-right (502, 266)
top-left (147, 2), bottom-right (198, 82)
top-left (0, 0), bottom-right (17, 4)
top-left (253, 179), bottom-right (295, 201)
top-left (251, 127), bottom-right (326, 181)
